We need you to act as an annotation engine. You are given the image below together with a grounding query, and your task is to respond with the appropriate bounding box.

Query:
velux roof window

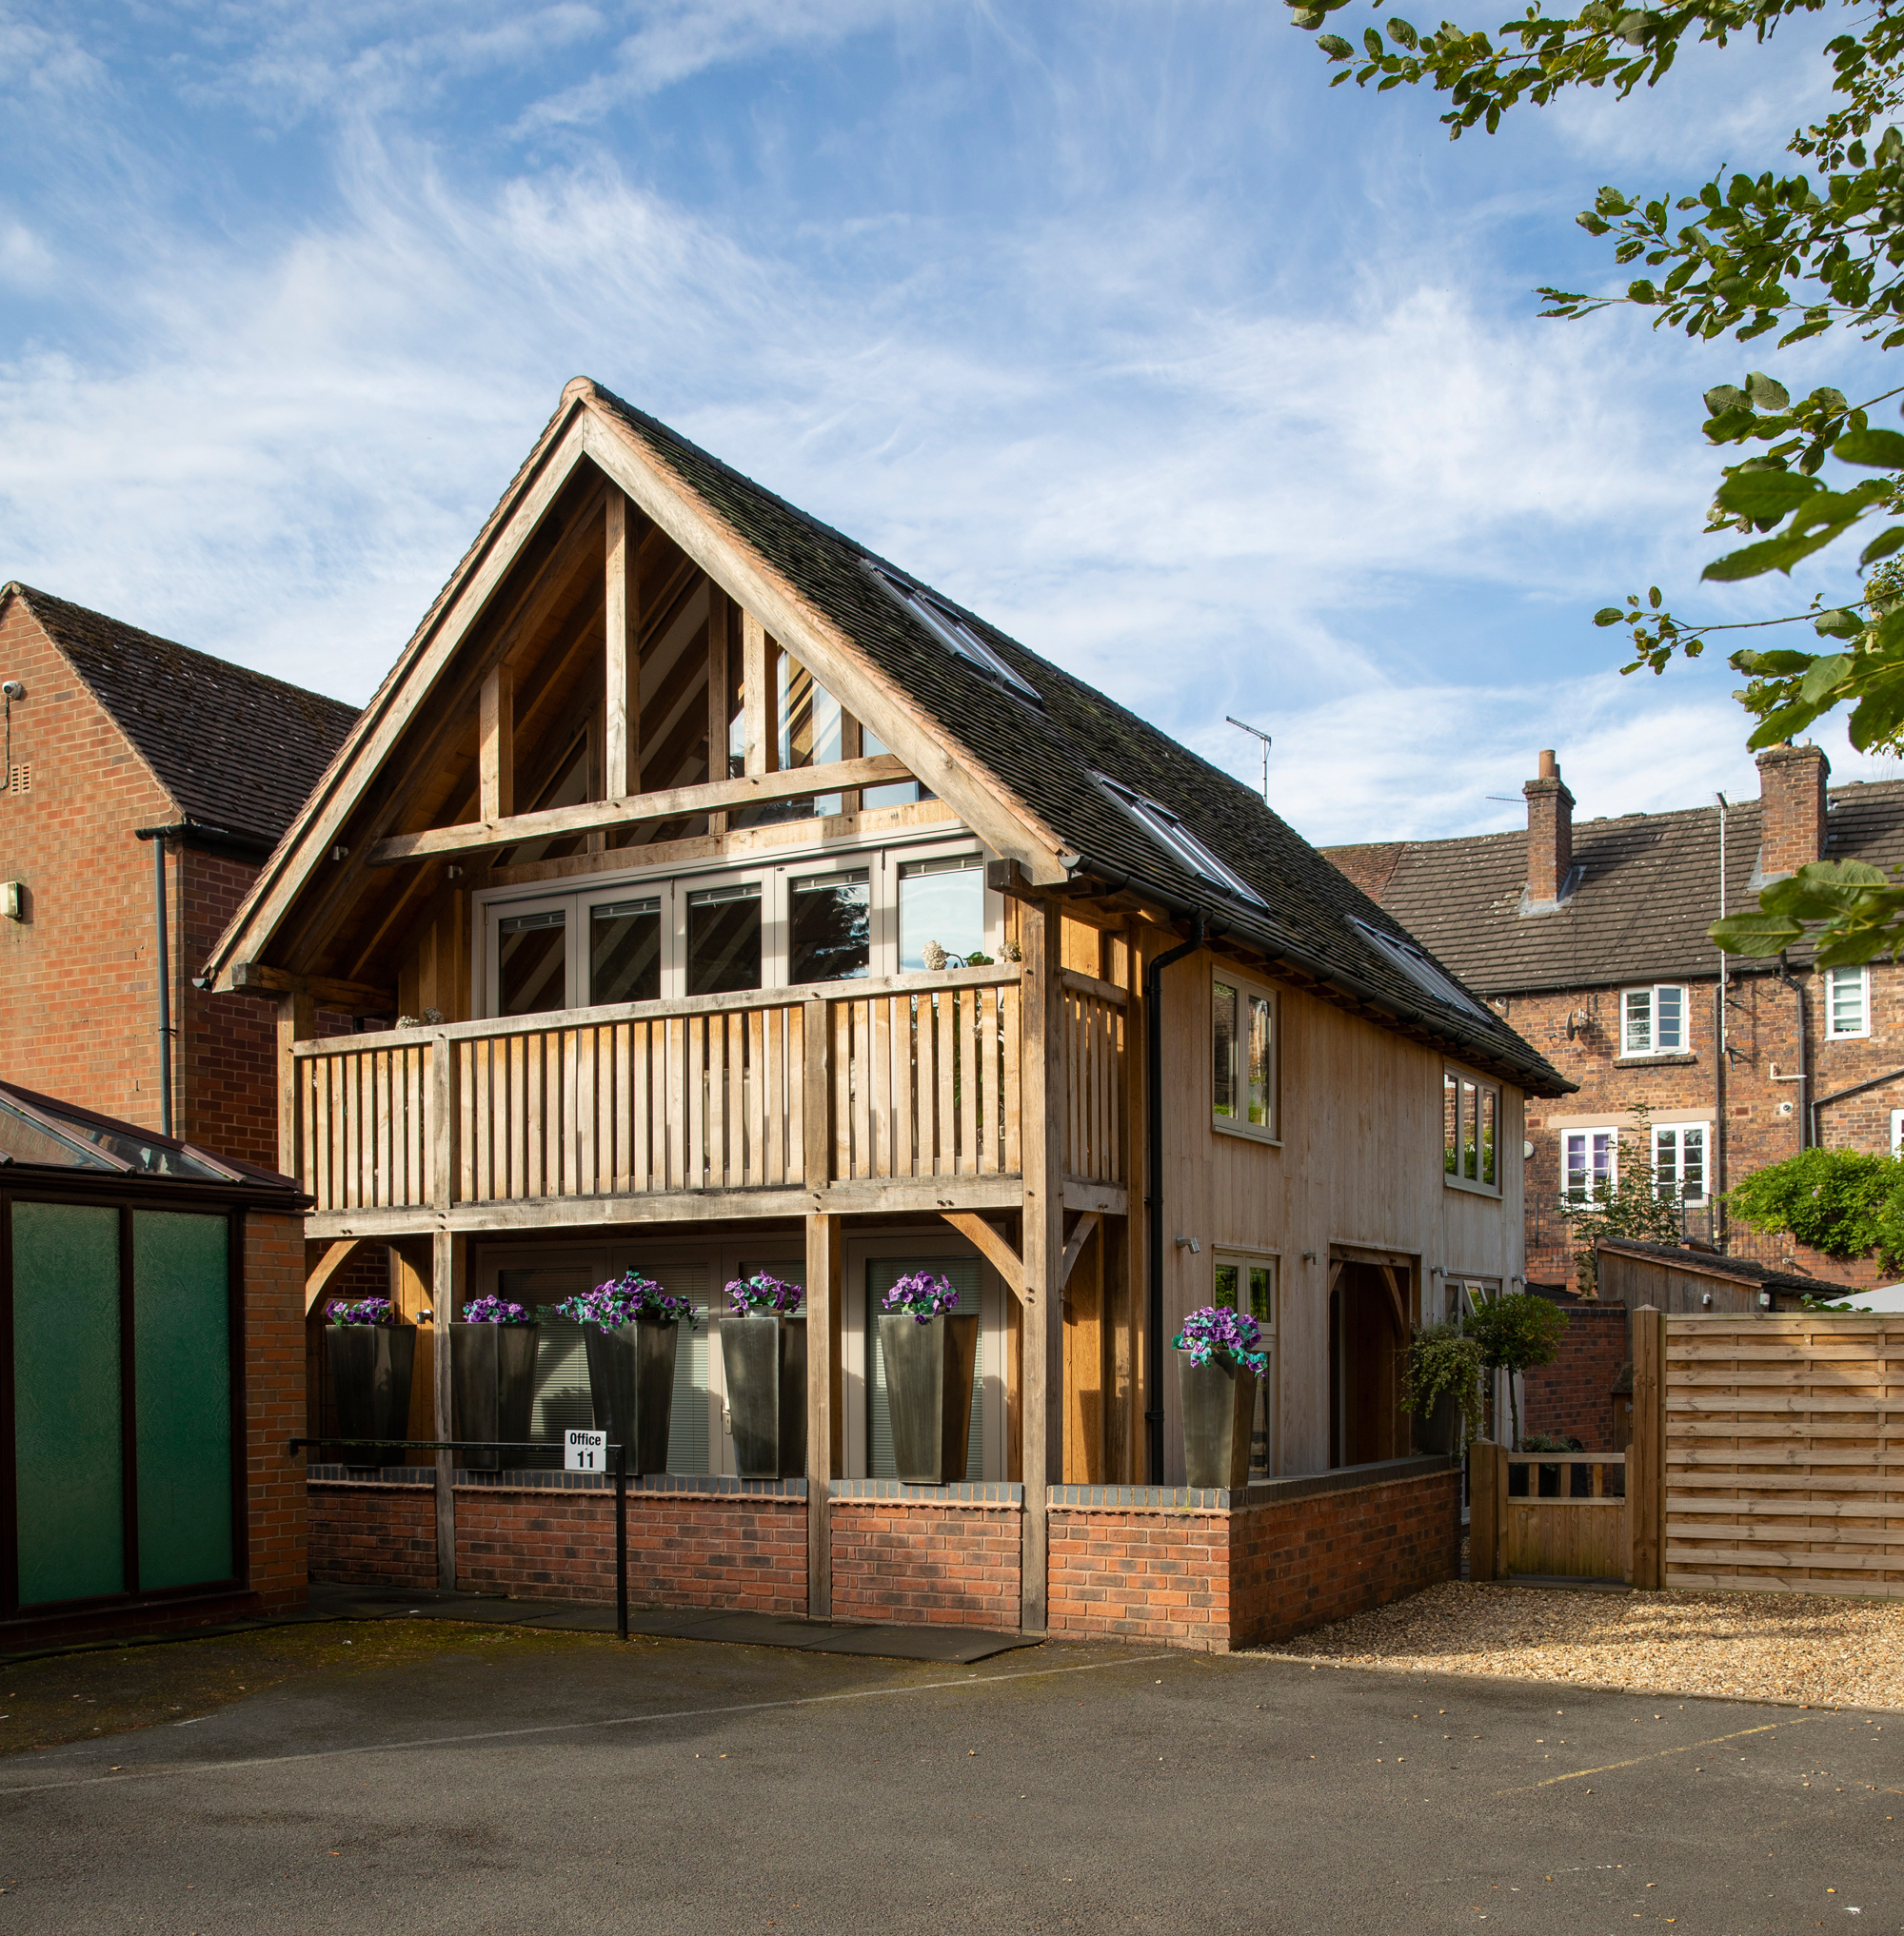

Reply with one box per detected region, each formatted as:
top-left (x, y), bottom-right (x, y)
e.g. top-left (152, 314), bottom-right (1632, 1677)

top-left (1092, 773), bottom-right (1265, 909)
top-left (1351, 919), bottom-right (1492, 1022)
top-left (869, 566), bottom-right (1042, 703)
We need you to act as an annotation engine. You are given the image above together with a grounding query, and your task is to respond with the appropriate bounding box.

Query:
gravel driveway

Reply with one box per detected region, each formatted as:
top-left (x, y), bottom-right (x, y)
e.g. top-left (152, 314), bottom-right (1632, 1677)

top-left (1253, 1581), bottom-right (1904, 1710)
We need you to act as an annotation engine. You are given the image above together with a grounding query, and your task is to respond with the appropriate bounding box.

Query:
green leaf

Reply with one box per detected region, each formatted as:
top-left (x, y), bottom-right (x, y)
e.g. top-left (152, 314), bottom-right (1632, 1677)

top-left (1833, 427), bottom-right (1904, 467)
top-left (1860, 525), bottom-right (1904, 567)
top-left (1702, 527), bottom-right (1836, 581)
top-left (1815, 607), bottom-right (1864, 639)
top-left (1709, 911), bottom-right (1803, 957)
top-left (1713, 469), bottom-right (1822, 520)
top-left (1628, 278), bottom-right (1656, 303)
top-left (1317, 32), bottom-right (1353, 55)
top-left (1746, 371), bottom-right (1791, 409)
top-left (1798, 653), bottom-right (1855, 705)
top-left (1593, 606), bottom-right (1626, 626)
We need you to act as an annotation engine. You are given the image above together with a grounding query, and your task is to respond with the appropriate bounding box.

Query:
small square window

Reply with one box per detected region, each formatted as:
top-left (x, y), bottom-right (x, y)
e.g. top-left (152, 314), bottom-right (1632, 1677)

top-left (1213, 974), bottom-right (1278, 1140)
top-left (1621, 984), bottom-right (1688, 1057)
top-left (1826, 965), bottom-right (1870, 1039)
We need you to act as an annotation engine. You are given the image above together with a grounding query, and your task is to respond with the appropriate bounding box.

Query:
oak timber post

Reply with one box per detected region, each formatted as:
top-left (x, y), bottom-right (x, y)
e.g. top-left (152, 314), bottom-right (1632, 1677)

top-left (479, 664), bottom-right (514, 821)
top-left (604, 492), bottom-right (640, 798)
top-left (276, 989), bottom-right (315, 1184)
top-left (429, 1028), bottom-right (461, 1589)
top-left (705, 583), bottom-right (730, 833)
top-left (1018, 896), bottom-right (1064, 1632)
top-left (805, 1212), bottom-right (843, 1618)
top-left (742, 610), bottom-right (778, 777)
top-left (1630, 1305), bottom-right (1665, 1590)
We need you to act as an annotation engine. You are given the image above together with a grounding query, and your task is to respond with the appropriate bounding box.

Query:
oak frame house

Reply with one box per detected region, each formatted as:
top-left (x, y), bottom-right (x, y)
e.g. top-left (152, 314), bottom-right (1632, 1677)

top-left (205, 378), bottom-right (1568, 1639)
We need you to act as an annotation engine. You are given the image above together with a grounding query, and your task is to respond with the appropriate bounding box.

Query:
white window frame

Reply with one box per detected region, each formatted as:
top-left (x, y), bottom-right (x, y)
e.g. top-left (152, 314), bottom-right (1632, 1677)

top-left (474, 832), bottom-right (998, 1018)
top-left (1620, 983), bottom-right (1689, 1057)
top-left (1211, 1251), bottom-right (1279, 1479)
top-left (1211, 970), bottom-right (1279, 1144)
top-left (1444, 1064), bottom-right (1502, 1197)
top-left (1562, 1126), bottom-right (1619, 1204)
top-left (1651, 1120), bottom-right (1710, 1207)
top-left (1893, 1108), bottom-right (1904, 1158)
top-left (1825, 964), bottom-right (1871, 1040)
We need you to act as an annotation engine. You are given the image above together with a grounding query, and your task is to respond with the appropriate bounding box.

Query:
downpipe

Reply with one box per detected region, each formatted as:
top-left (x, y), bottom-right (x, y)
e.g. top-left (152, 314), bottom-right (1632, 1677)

top-left (1144, 912), bottom-right (1204, 1484)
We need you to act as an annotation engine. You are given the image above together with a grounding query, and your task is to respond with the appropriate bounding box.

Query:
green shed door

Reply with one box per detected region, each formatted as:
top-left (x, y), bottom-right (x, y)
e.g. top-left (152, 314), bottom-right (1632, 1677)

top-left (133, 1213), bottom-right (233, 1590)
top-left (14, 1202), bottom-right (124, 1605)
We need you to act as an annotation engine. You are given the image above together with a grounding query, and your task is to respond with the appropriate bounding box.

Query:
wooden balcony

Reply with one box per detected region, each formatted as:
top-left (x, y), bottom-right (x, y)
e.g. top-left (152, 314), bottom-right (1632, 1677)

top-left (288, 963), bottom-right (1125, 1239)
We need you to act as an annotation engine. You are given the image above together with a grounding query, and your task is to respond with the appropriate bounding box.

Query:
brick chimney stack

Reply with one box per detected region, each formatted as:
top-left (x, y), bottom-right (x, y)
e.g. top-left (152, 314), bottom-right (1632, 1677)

top-left (1755, 741), bottom-right (1830, 879)
top-left (1523, 748), bottom-right (1575, 905)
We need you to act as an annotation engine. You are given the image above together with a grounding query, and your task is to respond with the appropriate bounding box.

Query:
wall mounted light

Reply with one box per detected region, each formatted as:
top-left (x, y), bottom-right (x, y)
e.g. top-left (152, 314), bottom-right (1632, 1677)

top-left (1174, 1235), bottom-right (1200, 1254)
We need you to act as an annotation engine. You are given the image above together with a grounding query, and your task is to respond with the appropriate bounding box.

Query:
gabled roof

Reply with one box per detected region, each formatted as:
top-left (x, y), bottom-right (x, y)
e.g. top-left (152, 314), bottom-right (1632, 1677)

top-left (1595, 1235), bottom-right (1845, 1299)
top-left (207, 379), bottom-right (1570, 1096)
top-left (1326, 780), bottom-right (1904, 997)
top-left (7, 583), bottom-right (359, 847)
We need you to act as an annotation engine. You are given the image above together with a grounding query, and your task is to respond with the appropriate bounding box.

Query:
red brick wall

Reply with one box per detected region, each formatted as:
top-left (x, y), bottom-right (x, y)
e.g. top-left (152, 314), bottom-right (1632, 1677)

top-left (1049, 1466), bottom-right (1460, 1652)
top-left (0, 596), bottom-right (175, 1126)
top-left (1520, 1305), bottom-right (1628, 1450)
top-left (829, 1502), bottom-right (1022, 1629)
top-left (181, 848), bottom-right (279, 1169)
top-left (244, 1208), bottom-right (309, 1612)
top-left (307, 1482), bottom-right (807, 1613)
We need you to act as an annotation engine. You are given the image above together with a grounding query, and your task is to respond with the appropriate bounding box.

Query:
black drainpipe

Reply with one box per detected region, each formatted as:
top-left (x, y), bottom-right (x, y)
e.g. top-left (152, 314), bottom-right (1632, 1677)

top-left (1144, 911), bottom-right (1204, 1484)
top-left (135, 828), bottom-right (174, 1136)
top-left (1775, 952), bottom-right (1809, 1149)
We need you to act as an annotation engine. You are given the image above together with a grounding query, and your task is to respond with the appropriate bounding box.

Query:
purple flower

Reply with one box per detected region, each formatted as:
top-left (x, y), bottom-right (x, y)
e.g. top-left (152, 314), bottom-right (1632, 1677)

top-left (882, 1272), bottom-right (961, 1323)
top-left (556, 1271), bottom-right (699, 1330)
top-left (461, 1294), bottom-right (532, 1326)
top-left (1173, 1305), bottom-right (1268, 1375)
top-left (327, 1296), bottom-right (397, 1328)
top-left (725, 1274), bottom-right (803, 1316)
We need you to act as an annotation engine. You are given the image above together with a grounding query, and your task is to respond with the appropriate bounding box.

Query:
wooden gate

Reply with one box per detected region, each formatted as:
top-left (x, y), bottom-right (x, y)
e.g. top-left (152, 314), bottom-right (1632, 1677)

top-left (1470, 1444), bottom-right (1630, 1583)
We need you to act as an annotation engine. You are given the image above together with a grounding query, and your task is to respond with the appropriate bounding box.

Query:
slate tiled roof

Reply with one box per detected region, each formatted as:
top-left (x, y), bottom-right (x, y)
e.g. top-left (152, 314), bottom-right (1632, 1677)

top-left (11, 583), bottom-right (359, 847)
top-left (585, 385), bottom-right (1569, 1097)
top-left (1323, 780), bottom-right (1904, 997)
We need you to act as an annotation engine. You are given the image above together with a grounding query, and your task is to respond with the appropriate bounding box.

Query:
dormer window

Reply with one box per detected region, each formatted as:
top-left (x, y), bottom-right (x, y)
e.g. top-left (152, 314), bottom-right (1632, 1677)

top-left (869, 567), bottom-right (1042, 702)
top-left (1092, 772), bottom-right (1265, 908)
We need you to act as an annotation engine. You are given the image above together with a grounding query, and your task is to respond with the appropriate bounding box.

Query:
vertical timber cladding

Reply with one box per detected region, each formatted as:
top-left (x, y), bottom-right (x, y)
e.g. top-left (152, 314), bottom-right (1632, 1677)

top-left (1663, 1314), bottom-right (1904, 1595)
top-left (5, 1196), bottom-right (241, 1615)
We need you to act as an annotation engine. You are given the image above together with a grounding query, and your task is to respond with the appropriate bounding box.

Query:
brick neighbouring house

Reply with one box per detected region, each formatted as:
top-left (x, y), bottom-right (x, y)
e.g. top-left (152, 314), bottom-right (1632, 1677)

top-left (1326, 742), bottom-right (1904, 1298)
top-left (0, 583), bottom-right (359, 1166)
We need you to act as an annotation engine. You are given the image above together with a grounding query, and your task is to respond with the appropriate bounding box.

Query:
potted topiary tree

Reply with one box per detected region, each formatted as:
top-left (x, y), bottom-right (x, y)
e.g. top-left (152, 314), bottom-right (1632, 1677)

top-left (559, 1272), bottom-right (697, 1475)
top-left (876, 1272), bottom-right (979, 1484)
top-left (1174, 1306), bottom-right (1268, 1490)
top-left (450, 1294), bottom-right (540, 1470)
top-left (325, 1296), bottom-right (414, 1466)
top-left (1400, 1322), bottom-right (1486, 1456)
top-left (717, 1275), bottom-right (806, 1480)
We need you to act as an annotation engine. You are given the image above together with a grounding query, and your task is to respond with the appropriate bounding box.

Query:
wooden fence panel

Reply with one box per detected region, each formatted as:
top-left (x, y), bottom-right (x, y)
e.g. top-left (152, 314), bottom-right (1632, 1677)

top-left (1663, 1315), bottom-right (1904, 1596)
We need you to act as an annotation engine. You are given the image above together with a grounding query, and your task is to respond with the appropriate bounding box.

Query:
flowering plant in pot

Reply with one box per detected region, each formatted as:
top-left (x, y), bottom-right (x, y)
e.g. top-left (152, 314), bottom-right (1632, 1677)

top-left (324, 1298), bottom-right (413, 1464)
top-left (450, 1295), bottom-right (541, 1470)
top-left (557, 1272), bottom-right (694, 1475)
top-left (876, 1273), bottom-right (978, 1484)
top-left (718, 1275), bottom-right (806, 1479)
top-left (1173, 1305), bottom-right (1267, 1491)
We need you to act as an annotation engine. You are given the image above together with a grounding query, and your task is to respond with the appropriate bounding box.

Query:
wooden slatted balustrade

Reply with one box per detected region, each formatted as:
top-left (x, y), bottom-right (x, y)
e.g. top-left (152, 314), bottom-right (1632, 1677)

top-left (289, 964), bottom-right (1032, 1216)
top-left (1060, 971), bottom-right (1127, 1187)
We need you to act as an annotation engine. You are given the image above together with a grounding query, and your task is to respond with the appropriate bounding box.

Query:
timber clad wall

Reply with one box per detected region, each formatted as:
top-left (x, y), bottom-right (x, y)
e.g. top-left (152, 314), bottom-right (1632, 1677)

top-left (829, 1502), bottom-right (1022, 1630)
top-left (246, 1209), bottom-right (311, 1612)
top-left (1521, 1305), bottom-right (1629, 1451)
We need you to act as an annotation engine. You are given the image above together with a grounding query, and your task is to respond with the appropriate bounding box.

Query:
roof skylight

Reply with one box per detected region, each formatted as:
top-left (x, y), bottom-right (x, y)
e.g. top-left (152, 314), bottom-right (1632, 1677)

top-left (1092, 773), bottom-right (1266, 908)
top-left (870, 567), bottom-right (1042, 702)
top-left (1351, 919), bottom-right (1492, 1021)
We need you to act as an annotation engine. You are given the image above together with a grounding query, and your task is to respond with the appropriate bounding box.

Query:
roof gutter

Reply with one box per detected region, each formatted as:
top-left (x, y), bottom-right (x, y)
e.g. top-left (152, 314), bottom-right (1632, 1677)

top-left (1062, 852), bottom-right (1570, 1097)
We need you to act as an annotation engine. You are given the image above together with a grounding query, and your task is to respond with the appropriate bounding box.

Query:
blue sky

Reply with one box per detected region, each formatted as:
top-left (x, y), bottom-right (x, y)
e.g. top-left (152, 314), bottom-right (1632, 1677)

top-left (1, 1), bottom-right (1894, 844)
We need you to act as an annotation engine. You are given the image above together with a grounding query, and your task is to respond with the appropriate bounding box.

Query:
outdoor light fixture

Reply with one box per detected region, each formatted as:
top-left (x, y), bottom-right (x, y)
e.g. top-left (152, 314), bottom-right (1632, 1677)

top-left (1174, 1235), bottom-right (1200, 1254)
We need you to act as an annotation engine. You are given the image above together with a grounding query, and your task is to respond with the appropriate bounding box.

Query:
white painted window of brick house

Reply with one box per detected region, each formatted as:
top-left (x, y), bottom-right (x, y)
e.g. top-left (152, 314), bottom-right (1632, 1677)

top-left (1621, 984), bottom-right (1686, 1056)
top-left (1826, 965), bottom-right (1871, 1039)
top-left (1652, 1123), bottom-right (1708, 1204)
top-left (1563, 1127), bottom-right (1617, 1202)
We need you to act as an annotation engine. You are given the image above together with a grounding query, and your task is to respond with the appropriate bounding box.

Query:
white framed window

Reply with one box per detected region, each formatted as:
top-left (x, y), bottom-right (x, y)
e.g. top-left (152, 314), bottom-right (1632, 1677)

top-left (1562, 1127), bottom-right (1618, 1203)
top-left (1212, 1253), bottom-right (1279, 1479)
top-left (1444, 1066), bottom-right (1501, 1195)
top-left (1621, 984), bottom-right (1687, 1057)
top-left (476, 834), bottom-right (997, 1017)
top-left (1826, 965), bottom-right (1871, 1039)
top-left (1212, 973), bottom-right (1278, 1141)
top-left (1652, 1122), bottom-right (1709, 1205)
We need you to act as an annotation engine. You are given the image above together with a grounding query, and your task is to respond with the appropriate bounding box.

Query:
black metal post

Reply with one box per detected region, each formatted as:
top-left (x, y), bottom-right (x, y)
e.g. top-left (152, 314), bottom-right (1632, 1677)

top-left (615, 1440), bottom-right (629, 1642)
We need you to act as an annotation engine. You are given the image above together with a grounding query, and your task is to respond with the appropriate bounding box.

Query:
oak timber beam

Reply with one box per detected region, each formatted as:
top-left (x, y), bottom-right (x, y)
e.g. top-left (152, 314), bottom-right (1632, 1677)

top-left (305, 1238), bottom-right (364, 1314)
top-left (235, 962), bottom-right (396, 1016)
top-left (1060, 1213), bottom-right (1101, 1292)
top-left (941, 1211), bottom-right (1024, 1297)
top-left (479, 663), bottom-right (514, 821)
top-left (365, 753), bottom-right (909, 866)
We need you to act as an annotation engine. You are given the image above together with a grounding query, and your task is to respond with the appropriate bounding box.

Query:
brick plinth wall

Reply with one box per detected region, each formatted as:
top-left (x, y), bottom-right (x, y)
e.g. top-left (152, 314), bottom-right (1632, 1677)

top-left (829, 1491), bottom-right (1022, 1630)
top-left (307, 1475), bottom-right (807, 1612)
top-left (1049, 1458), bottom-right (1461, 1652)
top-left (1520, 1305), bottom-right (1630, 1451)
top-left (244, 1208), bottom-right (309, 1612)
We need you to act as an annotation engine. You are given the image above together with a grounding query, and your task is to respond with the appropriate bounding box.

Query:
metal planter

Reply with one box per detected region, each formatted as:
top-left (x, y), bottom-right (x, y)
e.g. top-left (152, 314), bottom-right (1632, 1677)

top-left (719, 1314), bottom-right (806, 1480)
top-left (1417, 1390), bottom-right (1464, 1458)
top-left (326, 1324), bottom-right (417, 1466)
top-left (583, 1320), bottom-right (680, 1476)
top-left (877, 1312), bottom-right (980, 1485)
top-left (1178, 1353), bottom-right (1258, 1491)
top-left (450, 1322), bottom-right (541, 1470)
